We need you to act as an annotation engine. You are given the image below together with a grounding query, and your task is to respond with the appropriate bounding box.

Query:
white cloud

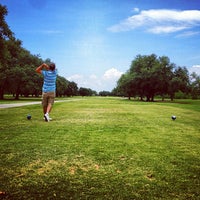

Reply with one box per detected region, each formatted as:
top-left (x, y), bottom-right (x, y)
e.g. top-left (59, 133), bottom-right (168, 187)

top-left (189, 65), bottom-right (200, 75)
top-left (108, 9), bottom-right (200, 35)
top-left (67, 74), bottom-right (89, 88)
top-left (193, 65), bottom-right (200, 68)
top-left (68, 74), bottom-right (83, 81)
top-left (148, 26), bottom-right (188, 34)
top-left (132, 7), bottom-right (139, 13)
top-left (103, 68), bottom-right (123, 80)
top-left (176, 31), bottom-right (200, 38)
top-left (67, 68), bottom-right (123, 92)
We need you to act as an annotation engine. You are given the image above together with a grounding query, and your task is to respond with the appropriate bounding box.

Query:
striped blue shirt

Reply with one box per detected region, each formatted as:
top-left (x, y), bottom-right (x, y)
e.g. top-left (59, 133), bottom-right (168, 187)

top-left (42, 70), bottom-right (58, 92)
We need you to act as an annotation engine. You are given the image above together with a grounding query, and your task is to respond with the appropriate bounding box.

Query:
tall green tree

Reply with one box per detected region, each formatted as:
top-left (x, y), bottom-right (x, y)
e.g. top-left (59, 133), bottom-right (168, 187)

top-left (116, 72), bottom-right (136, 99)
top-left (6, 41), bottom-right (43, 99)
top-left (65, 81), bottom-right (78, 96)
top-left (56, 75), bottom-right (68, 97)
top-left (129, 54), bottom-right (160, 101)
top-left (79, 87), bottom-right (95, 96)
top-left (190, 72), bottom-right (200, 99)
top-left (0, 4), bottom-right (13, 99)
top-left (115, 54), bottom-right (190, 101)
top-left (18, 54), bottom-right (43, 97)
top-left (154, 56), bottom-right (175, 100)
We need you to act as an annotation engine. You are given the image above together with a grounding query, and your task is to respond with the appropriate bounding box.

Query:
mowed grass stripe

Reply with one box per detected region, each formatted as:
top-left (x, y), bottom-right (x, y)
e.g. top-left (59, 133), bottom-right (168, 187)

top-left (0, 97), bottom-right (199, 199)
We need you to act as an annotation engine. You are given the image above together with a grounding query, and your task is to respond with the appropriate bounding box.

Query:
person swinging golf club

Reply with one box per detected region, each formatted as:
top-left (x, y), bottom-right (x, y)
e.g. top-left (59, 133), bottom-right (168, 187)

top-left (36, 63), bottom-right (58, 122)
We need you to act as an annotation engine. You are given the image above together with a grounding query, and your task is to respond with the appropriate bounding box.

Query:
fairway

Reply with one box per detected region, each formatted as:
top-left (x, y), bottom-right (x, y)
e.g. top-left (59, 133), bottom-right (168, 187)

top-left (0, 97), bottom-right (200, 200)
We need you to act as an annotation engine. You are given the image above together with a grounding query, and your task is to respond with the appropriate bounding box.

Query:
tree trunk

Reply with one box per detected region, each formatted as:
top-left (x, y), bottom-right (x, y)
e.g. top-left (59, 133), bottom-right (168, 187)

top-left (0, 88), bottom-right (4, 99)
top-left (146, 96), bottom-right (150, 102)
top-left (0, 80), bottom-right (6, 100)
top-left (15, 93), bottom-right (20, 100)
top-left (15, 84), bottom-right (21, 100)
top-left (151, 95), bottom-right (154, 102)
top-left (170, 94), bottom-right (174, 101)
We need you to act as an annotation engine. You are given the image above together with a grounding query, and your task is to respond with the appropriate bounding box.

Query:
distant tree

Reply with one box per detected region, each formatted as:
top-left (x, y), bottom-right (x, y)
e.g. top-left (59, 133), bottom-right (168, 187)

top-left (79, 87), bottom-right (88, 96)
top-left (21, 68), bottom-right (41, 97)
top-left (175, 66), bottom-right (190, 93)
top-left (99, 91), bottom-right (112, 96)
top-left (79, 87), bottom-right (96, 96)
top-left (131, 54), bottom-right (159, 101)
top-left (65, 81), bottom-right (78, 96)
top-left (190, 72), bottom-right (200, 99)
top-left (168, 66), bottom-right (190, 101)
top-left (116, 73), bottom-right (136, 99)
top-left (56, 75), bottom-right (68, 97)
top-left (154, 56), bottom-right (175, 100)
top-left (92, 90), bottom-right (98, 96)
top-left (115, 54), bottom-right (190, 101)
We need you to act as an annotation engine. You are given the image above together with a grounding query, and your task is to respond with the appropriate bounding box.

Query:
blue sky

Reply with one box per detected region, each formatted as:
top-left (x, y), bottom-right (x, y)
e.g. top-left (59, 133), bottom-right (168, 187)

top-left (1, 0), bottom-right (200, 91)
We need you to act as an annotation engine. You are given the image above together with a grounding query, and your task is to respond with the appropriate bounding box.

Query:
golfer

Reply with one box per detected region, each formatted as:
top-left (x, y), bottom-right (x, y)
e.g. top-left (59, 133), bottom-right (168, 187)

top-left (36, 63), bottom-right (58, 122)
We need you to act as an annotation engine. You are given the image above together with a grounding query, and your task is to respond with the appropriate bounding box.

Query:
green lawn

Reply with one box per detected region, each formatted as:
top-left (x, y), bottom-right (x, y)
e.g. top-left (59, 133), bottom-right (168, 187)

top-left (0, 97), bottom-right (199, 199)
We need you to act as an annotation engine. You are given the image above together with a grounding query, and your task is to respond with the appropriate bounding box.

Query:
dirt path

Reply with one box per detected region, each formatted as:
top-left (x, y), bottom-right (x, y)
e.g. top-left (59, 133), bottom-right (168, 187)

top-left (0, 99), bottom-right (83, 109)
top-left (0, 102), bottom-right (40, 109)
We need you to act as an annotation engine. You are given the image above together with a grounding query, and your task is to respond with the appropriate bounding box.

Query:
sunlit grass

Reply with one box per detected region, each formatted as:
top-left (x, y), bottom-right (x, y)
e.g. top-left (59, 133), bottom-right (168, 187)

top-left (0, 97), bottom-right (199, 199)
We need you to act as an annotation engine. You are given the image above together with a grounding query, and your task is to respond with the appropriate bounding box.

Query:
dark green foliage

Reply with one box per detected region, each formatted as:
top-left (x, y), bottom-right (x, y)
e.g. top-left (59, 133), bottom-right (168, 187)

top-left (114, 54), bottom-right (196, 101)
top-left (0, 4), bottom-right (75, 99)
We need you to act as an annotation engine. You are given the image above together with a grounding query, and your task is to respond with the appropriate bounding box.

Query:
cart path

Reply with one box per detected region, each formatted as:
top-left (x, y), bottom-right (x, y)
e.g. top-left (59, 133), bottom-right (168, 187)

top-left (0, 99), bottom-right (83, 109)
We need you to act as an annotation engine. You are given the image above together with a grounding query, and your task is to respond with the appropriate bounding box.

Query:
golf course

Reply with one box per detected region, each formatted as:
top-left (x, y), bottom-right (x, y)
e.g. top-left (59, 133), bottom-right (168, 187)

top-left (0, 97), bottom-right (199, 199)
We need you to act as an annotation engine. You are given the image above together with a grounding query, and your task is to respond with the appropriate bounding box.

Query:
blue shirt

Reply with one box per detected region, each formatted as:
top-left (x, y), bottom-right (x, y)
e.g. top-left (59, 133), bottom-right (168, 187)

top-left (42, 70), bottom-right (58, 92)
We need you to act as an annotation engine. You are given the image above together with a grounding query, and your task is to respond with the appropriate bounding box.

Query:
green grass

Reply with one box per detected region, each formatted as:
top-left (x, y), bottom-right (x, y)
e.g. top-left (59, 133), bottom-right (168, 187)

top-left (0, 97), bottom-right (200, 199)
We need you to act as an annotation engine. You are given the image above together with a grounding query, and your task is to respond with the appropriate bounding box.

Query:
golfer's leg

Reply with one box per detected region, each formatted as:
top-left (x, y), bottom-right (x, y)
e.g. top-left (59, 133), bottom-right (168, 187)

top-left (42, 92), bottom-right (48, 115)
top-left (46, 92), bottom-right (55, 114)
top-left (46, 103), bottom-right (52, 114)
top-left (43, 106), bottom-right (47, 114)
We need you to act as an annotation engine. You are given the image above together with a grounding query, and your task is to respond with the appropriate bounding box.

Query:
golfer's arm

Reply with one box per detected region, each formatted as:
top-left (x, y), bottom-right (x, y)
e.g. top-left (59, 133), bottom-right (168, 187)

top-left (36, 63), bottom-right (48, 74)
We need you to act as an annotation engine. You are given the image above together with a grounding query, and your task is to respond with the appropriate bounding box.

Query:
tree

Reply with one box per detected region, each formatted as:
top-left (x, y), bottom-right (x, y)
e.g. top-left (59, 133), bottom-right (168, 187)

top-left (190, 72), bottom-right (200, 99)
top-left (116, 72), bottom-right (136, 99)
top-left (99, 91), bottom-right (112, 96)
top-left (115, 54), bottom-right (190, 101)
top-left (0, 5), bottom-right (45, 99)
top-left (174, 66), bottom-right (190, 93)
top-left (5, 41), bottom-right (44, 99)
top-left (2, 38), bottom-right (24, 99)
top-left (0, 5), bottom-right (90, 99)
top-left (0, 4), bottom-right (13, 99)
top-left (79, 87), bottom-right (96, 96)
top-left (65, 81), bottom-right (78, 96)
top-left (128, 54), bottom-right (160, 101)
top-left (56, 75), bottom-right (68, 97)
top-left (154, 56), bottom-right (175, 100)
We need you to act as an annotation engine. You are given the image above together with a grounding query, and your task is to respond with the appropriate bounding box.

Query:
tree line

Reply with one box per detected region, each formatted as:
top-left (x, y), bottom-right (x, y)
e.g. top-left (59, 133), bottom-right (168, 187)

top-left (0, 4), bottom-right (98, 99)
top-left (1, 4), bottom-right (199, 100)
top-left (112, 54), bottom-right (200, 101)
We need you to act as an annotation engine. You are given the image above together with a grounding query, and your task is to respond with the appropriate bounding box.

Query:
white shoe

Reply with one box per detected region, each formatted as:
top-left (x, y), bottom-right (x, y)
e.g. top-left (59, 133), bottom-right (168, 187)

top-left (44, 117), bottom-right (52, 121)
top-left (44, 113), bottom-right (50, 122)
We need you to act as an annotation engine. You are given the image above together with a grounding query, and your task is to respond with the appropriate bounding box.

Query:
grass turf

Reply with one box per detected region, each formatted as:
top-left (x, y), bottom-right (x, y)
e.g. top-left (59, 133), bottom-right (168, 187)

top-left (0, 97), bottom-right (200, 199)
